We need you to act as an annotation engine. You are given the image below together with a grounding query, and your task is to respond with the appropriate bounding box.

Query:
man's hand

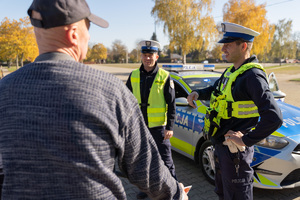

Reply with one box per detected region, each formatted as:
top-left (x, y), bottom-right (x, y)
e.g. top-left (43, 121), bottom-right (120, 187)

top-left (179, 183), bottom-right (189, 200)
top-left (187, 91), bottom-right (199, 108)
top-left (164, 129), bottom-right (173, 140)
top-left (224, 130), bottom-right (245, 147)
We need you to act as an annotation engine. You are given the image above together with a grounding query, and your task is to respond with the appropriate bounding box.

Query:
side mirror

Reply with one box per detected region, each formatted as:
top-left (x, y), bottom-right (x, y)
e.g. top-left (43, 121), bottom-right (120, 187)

top-left (175, 97), bottom-right (189, 106)
top-left (272, 90), bottom-right (286, 101)
top-left (268, 72), bottom-right (286, 101)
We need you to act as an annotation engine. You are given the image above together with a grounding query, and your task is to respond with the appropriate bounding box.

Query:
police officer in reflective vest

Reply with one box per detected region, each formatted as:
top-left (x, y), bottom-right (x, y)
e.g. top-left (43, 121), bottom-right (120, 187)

top-left (187, 23), bottom-right (283, 200)
top-left (126, 40), bottom-right (177, 199)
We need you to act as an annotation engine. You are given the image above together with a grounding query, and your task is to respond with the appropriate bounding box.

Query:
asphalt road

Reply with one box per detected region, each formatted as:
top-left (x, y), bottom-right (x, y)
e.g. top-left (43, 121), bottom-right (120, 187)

top-left (94, 64), bottom-right (300, 200)
top-left (120, 151), bottom-right (300, 200)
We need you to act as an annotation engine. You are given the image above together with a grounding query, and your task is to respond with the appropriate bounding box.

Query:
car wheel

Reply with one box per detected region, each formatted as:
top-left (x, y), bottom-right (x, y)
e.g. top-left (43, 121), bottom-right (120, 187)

top-left (199, 140), bottom-right (215, 185)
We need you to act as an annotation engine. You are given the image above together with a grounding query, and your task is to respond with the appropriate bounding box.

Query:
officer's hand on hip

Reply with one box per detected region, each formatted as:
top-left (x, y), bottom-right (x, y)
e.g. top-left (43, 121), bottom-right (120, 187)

top-left (225, 130), bottom-right (246, 147)
top-left (187, 91), bottom-right (199, 108)
top-left (164, 129), bottom-right (173, 140)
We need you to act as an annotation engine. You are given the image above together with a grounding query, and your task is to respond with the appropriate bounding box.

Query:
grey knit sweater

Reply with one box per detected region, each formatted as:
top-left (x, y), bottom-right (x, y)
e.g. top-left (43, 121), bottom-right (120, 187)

top-left (0, 52), bottom-right (182, 199)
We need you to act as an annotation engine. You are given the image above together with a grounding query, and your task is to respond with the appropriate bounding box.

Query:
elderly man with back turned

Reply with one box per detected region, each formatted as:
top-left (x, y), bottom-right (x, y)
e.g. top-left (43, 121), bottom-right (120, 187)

top-left (0, 0), bottom-right (188, 199)
top-left (187, 22), bottom-right (282, 200)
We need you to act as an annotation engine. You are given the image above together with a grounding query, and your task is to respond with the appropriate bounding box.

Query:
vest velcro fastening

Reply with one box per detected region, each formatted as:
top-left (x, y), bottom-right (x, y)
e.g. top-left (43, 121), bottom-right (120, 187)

top-left (227, 101), bottom-right (233, 117)
top-left (224, 100), bottom-right (259, 119)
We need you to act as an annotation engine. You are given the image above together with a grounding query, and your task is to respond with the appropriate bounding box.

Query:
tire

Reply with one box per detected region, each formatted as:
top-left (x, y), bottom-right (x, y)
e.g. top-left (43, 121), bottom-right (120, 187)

top-left (199, 140), bottom-right (215, 185)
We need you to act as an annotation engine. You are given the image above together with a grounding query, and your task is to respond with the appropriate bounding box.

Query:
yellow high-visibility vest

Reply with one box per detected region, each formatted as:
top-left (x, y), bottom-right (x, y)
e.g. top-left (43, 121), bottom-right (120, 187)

top-left (131, 68), bottom-right (169, 128)
top-left (204, 63), bottom-right (266, 137)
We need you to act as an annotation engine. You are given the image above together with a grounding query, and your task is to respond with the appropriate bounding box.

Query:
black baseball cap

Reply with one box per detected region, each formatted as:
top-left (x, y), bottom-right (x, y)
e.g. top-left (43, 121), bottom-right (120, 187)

top-left (28, 0), bottom-right (109, 29)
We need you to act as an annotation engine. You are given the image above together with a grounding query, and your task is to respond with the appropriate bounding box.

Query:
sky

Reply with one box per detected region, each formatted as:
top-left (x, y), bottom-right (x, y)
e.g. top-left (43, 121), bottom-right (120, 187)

top-left (0, 0), bottom-right (299, 52)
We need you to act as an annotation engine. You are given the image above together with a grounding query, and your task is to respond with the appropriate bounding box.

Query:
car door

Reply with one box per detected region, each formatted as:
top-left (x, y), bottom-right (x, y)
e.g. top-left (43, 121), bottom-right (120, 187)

top-left (171, 78), bottom-right (199, 159)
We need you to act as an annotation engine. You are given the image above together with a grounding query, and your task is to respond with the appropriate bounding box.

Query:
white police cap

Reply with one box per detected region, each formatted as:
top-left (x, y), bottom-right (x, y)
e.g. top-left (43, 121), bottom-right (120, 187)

top-left (218, 22), bottom-right (260, 43)
top-left (139, 40), bottom-right (161, 53)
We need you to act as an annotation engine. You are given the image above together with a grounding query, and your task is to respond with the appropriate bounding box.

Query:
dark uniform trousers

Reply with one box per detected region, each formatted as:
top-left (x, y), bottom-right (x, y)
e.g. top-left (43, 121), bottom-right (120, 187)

top-left (0, 173), bottom-right (3, 199)
top-left (214, 143), bottom-right (254, 200)
top-left (149, 126), bottom-right (177, 180)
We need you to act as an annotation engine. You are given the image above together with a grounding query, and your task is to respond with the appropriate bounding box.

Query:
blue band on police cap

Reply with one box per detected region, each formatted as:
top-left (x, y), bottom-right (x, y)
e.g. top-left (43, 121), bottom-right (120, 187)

top-left (224, 32), bottom-right (255, 42)
top-left (141, 46), bottom-right (159, 53)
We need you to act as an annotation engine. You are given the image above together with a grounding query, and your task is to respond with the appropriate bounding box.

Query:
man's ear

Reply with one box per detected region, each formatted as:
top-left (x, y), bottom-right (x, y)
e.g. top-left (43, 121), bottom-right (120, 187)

top-left (155, 53), bottom-right (159, 60)
top-left (242, 42), bottom-right (248, 52)
top-left (66, 25), bottom-right (79, 46)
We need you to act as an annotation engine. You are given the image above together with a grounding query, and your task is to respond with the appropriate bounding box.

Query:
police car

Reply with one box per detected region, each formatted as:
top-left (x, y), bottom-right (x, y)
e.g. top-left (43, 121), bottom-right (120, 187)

top-left (163, 64), bottom-right (300, 189)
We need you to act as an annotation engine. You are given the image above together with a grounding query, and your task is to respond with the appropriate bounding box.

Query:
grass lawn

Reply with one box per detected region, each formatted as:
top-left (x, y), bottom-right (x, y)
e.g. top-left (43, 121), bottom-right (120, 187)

top-left (100, 63), bottom-right (140, 69)
top-left (99, 63), bottom-right (300, 76)
top-left (1, 66), bottom-right (19, 73)
top-left (290, 78), bottom-right (300, 82)
top-left (264, 63), bottom-right (300, 74)
top-left (99, 62), bottom-right (229, 70)
top-left (3, 63), bottom-right (300, 80)
top-left (94, 62), bottom-right (299, 71)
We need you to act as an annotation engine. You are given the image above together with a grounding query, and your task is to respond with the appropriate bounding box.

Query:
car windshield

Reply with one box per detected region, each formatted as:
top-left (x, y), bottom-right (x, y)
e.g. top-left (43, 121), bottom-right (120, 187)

top-left (183, 77), bottom-right (219, 107)
top-left (184, 77), bottom-right (219, 91)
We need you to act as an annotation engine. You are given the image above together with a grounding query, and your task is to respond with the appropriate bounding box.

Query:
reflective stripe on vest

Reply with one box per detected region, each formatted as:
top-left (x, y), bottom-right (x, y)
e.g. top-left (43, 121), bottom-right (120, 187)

top-left (131, 68), bottom-right (169, 127)
top-left (210, 63), bottom-right (266, 119)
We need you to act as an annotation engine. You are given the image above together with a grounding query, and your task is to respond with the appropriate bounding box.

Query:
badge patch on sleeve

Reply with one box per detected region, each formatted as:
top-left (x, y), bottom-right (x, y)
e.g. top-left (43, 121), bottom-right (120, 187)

top-left (170, 80), bottom-right (175, 89)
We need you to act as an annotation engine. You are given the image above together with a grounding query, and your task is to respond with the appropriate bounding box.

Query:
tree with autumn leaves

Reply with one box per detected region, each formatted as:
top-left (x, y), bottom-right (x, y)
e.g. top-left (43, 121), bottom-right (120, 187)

top-left (271, 19), bottom-right (296, 64)
top-left (85, 43), bottom-right (107, 64)
top-left (0, 17), bottom-right (38, 67)
top-left (222, 0), bottom-right (275, 60)
top-left (152, 0), bottom-right (295, 63)
top-left (152, 0), bottom-right (217, 64)
top-left (1, 1), bottom-right (298, 66)
top-left (0, 17), bottom-right (108, 66)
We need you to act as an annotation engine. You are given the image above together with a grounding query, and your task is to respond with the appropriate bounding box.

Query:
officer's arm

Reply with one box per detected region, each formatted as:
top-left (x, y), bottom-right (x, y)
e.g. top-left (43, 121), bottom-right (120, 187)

top-left (125, 73), bottom-right (133, 92)
top-left (242, 69), bottom-right (283, 146)
top-left (120, 93), bottom-right (184, 199)
top-left (187, 77), bottom-right (221, 108)
top-left (164, 76), bottom-right (176, 131)
top-left (193, 86), bottom-right (214, 100)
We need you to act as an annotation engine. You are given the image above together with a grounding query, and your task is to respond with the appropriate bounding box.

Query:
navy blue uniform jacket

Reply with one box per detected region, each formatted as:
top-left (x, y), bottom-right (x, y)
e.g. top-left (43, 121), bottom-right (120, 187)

top-left (195, 56), bottom-right (283, 146)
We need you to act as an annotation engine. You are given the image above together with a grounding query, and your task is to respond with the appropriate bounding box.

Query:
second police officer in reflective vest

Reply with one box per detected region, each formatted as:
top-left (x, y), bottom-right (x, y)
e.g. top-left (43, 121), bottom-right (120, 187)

top-left (187, 23), bottom-right (283, 200)
top-left (126, 40), bottom-right (177, 199)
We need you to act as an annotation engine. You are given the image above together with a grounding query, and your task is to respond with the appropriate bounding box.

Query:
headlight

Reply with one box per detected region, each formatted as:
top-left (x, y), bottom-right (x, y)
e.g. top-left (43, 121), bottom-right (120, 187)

top-left (256, 135), bottom-right (289, 149)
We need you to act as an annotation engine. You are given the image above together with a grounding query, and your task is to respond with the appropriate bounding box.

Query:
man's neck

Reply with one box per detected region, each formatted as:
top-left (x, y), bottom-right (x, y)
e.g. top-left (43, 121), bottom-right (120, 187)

top-left (233, 55), bottom-right (250, 69)
top-left (144, 66), bottom-right (153, 72)
top-left (39, 49), bottom-right (80, 62)
top-left (143, 63), bottom-right (157, 73)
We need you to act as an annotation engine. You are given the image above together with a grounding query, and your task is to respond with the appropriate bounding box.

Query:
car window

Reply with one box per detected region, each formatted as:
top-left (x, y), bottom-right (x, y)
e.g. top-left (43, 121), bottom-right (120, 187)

top-left (173, 81), bottom-right (188, 98)
top-left (184, 77), bottom-right (219, 91)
